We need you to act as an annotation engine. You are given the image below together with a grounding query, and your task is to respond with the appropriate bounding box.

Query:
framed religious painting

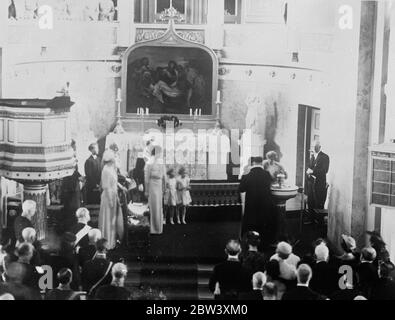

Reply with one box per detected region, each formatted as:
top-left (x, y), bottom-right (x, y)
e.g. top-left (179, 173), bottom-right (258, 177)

top-left (121, 21), bottom-right (218, 119)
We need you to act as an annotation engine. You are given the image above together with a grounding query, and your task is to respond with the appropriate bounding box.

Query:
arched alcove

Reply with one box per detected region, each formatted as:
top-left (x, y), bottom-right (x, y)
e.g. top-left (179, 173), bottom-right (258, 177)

top-left (121, 23), bottom-right (218, 117)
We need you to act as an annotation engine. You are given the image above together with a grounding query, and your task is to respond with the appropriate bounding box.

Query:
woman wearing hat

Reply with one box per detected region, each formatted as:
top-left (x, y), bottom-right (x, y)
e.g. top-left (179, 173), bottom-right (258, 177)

top-left (366, 231), bottom-right (391, 267)
top-left (263, 151), bottom-right (287, 183)
top-left (99, 150), bottom-right (124, 250)
top-left (144, 146), bottom-right (166, 234)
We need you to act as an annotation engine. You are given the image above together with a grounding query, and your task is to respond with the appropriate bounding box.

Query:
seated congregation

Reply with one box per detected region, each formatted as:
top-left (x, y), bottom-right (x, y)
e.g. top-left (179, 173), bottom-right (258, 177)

top-left (209, 231), bottom-right (395, 300)
top-left (0, 200), bottom-right (162, 300)
top-left (1, 198), bottom-right (395, 300)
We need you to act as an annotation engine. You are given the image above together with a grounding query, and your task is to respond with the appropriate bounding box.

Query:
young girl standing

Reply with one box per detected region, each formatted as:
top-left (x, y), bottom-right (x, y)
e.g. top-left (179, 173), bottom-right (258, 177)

top-left (176, 167), bottom-right (192, 225)
top-left (164, 168), bottom-right (178, 225)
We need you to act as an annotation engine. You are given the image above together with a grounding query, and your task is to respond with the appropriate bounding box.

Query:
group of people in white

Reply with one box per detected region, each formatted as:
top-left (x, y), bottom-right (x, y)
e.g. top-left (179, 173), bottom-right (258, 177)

top-left (141, 145), bottom-right (192, 236)
top-left (97, 140), bottom-right (193, 251)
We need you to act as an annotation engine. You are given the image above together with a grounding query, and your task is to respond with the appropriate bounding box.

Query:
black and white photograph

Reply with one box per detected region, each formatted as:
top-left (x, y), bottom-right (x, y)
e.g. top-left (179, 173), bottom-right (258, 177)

top-left (0, 0), bottom-right (395, 308)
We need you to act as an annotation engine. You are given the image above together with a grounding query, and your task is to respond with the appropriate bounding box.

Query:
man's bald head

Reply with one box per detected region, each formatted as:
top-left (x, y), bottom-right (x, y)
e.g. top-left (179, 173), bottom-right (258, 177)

top-left (313, 141), bottom-right (322, 154)
top-left (0, 293), bottom-right (14, 300)
top-left (297, 264), bottom-right (313, 285)
top-left (22, 200), bottom-right (36, 219)
top-left (22, 227), bottom-right (36, 243)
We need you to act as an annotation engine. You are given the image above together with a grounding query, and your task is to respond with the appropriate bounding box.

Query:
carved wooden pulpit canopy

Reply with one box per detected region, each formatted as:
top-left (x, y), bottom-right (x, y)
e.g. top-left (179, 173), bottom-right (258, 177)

top-left (0, 96), bottom-right (75, 239)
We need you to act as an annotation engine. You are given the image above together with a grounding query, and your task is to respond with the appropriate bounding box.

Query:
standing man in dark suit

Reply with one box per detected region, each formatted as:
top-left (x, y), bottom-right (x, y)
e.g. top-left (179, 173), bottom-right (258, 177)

top-left (310, 243), bottom-right (338, 296)
top-left (84, 142), bottom-right (102, 205)
top-left (81, 239), bottom-right (113, 298)
top-left (69, 208), bottom-right (92, 250)
top-left (306, 141), bottom-right (330, 210)
top-left (282, 264), bottom-right (325, 300)
top-left (14, 200), bottom-right (36, 245)
top-left (356, 247), bottom-right (379, 298)
top-left (239, 157), bottom-right (277, 248)
top-left (209, 240), bottom-right (250, 300)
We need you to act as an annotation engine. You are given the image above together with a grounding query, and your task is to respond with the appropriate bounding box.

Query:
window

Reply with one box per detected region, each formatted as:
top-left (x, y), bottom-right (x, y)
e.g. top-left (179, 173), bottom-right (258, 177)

top-left (224, 0), bottom-right (242, 24)
top-left (156, 0), bottom-right (185, 14)
top-left (155, 0), bottom-right (186, 22)
top-left (135, 0), bottom-right (207, 24)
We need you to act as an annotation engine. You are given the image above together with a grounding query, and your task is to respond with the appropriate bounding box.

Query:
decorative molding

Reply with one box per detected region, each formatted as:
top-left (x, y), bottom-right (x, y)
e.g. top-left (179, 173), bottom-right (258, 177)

top-left (245, 69), bottom-right (253, 77)
top-left (177, 30), bottom-right (205, 44)
top-left (136, 29), bottom-right (166, 42)
top-left (0, 110), bottom-right (68, 119)
top-left (218, 67), bottom-right (231, 76)
top-left (111, 63), bottom-right (122, 74)
top-left (136, 28), bottom-right (205, 44)
top-left (0, 168), bottom-right (75, 182)
top-left (217, 63), bottom-right (327, 87)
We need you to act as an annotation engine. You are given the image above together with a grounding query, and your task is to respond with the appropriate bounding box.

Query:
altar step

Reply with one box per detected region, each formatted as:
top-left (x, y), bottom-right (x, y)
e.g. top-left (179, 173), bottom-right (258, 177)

top-left (197, 264), bottom-right (215, 300)
top-left (122, 260), bottom-right (214, 300)
top-left (133, 261), bottom-right (199, 300)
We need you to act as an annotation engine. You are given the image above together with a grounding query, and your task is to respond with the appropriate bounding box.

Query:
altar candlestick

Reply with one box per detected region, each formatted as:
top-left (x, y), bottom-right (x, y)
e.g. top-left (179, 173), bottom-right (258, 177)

top-left (199, 109), bottom-right (202, 117)
top-left (146, 108), bottom-right (149, 116)
top-left (190, 108), bottom-right (193, 117)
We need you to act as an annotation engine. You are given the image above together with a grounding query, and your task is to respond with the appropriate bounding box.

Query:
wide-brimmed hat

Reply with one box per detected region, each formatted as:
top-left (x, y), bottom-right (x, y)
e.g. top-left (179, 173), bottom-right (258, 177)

top-left (276, 241), bottom-right (292, 256)
top-left (341, 234), bottom-right (356, 251)
top-left (366, 231), bottom-right (385, 244)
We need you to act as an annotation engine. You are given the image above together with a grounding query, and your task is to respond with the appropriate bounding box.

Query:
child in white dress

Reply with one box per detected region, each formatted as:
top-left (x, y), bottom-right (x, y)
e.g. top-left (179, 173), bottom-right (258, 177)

top-left (164, 168), bottom-right (178, 225)
top-left (176, 167), bottom-right (192, 225)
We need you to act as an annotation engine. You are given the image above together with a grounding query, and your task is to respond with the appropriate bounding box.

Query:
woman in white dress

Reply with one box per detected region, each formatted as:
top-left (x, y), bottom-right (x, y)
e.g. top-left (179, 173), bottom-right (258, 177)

top-left (163, 168), bottom-right (178, 225)
top-left (99, 150), bottom-right (124, 250)
top-left (144, 146), bottom-right (166, 235)
top-left (176, 167), bottom-right (192, 225)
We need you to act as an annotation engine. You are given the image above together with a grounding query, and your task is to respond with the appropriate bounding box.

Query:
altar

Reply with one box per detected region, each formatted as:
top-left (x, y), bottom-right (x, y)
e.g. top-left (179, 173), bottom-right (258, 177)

top-left (106, 121), bottom-right (230, 182)
top-left (107, 6), bottom-right (230, 182)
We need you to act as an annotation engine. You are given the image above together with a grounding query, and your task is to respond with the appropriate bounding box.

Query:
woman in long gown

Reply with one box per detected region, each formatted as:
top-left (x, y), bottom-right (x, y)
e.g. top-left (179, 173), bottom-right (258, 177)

top-left (144, 146), bottom-right (166, 235)
top-left (99, 150), bottom-right (124, 250)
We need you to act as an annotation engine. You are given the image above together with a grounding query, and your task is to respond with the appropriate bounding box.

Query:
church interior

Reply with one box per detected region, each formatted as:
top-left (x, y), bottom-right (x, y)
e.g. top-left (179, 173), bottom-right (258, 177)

top-left (0, 0), bottom-right (395, 301)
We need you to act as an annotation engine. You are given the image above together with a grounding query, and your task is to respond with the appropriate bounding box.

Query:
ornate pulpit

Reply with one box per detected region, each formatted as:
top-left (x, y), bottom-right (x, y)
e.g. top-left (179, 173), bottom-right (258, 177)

top-left (0, 96), bottom-right (75, 239)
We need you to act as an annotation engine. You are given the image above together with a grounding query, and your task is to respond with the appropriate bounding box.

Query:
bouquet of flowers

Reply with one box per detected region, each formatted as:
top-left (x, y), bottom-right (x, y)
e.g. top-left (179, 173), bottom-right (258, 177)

top-left (157, 116), bottom-right (182, 130)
